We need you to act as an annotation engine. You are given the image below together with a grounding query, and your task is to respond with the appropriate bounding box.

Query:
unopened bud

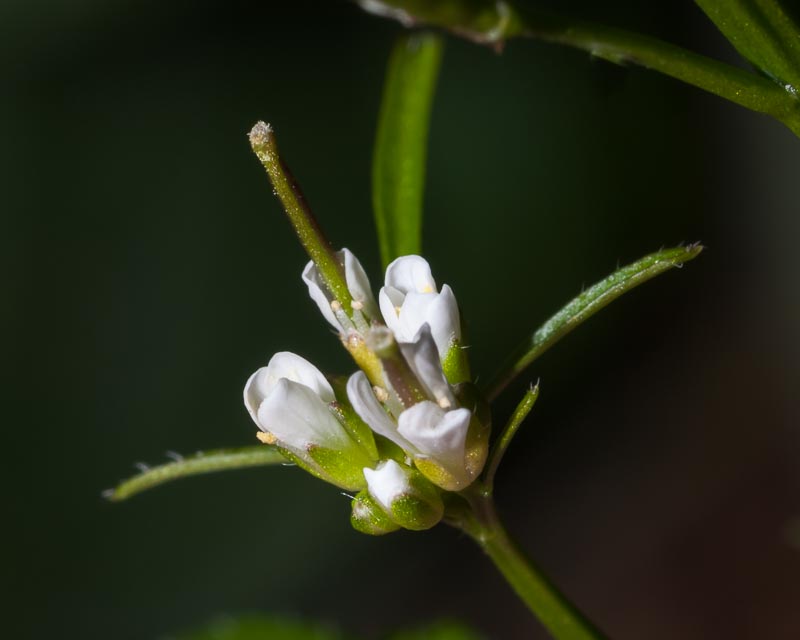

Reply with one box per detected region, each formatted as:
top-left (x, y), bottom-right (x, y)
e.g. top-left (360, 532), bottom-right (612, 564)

top-left (363, 460), bottom-right (443, 531)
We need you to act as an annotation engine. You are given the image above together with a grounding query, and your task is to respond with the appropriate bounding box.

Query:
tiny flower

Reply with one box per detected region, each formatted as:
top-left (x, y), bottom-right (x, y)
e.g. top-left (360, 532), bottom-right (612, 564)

top-left (347, 368), bottom-right (483, 492)
top-left (397, 400), bottom-right (475, 491)
top-left (379, 255), bottom-right (460, 360)
top-left (363, 460), bottom-right (443, 531)
top-left (244, 352), bottom-right (376, 490)
top-left (303, 248), bottom-right (379, 333)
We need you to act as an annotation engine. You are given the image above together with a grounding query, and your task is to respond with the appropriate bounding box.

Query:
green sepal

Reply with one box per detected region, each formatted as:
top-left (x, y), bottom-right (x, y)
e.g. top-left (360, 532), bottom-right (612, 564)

top-left (351, 490), bottom-right (401, 536)
top-left (329, 376), bottom-right (380, 461)
top-left (413, 458), bottom-right (464, 492)
top-left (442, 339), bottom-right (471, 385)
top-left (279, 444), bottom-right (374, 491)
top-left (455, 382), bottom-right (492, 483)
top-left (375, 434), bottom-right (408, 464)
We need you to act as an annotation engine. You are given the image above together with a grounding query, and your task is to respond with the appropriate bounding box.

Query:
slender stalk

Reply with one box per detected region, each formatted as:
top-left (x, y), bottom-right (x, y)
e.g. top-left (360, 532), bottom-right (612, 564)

top-left (249, 122), bottom-right (353, 310)
top-left (107, 446), bottom-right (286, 501)
top-left (483, 383), bottom-right (539, 493)
top-left (456, 489), bottom-right (607, 640)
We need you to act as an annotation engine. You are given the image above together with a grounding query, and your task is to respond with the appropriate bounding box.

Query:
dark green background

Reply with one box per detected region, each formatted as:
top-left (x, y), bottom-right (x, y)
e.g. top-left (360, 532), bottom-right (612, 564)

top-left (5, 1), bottom-right (799, 638)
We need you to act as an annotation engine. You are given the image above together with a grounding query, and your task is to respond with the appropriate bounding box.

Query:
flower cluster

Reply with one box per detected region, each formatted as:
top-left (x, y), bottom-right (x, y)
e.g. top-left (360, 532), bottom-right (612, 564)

top-left (244, 253), bottom-right (490, 534)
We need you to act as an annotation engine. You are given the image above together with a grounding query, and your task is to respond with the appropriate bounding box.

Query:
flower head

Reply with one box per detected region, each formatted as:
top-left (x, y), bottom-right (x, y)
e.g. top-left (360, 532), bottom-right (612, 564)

top-left (379, 255), bottom-right (461, 360)
top-left (244, 352), bottom-right (377, 490)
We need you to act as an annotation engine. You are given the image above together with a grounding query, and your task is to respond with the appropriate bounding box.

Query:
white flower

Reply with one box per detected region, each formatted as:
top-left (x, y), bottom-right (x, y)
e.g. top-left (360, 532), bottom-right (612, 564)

top-left (244, 352), bottom-right (340, 448)
top-left (379, 255), bottom-right (460, 359)
top-left (397, 401), bottom-right (473, 489)
top-left (302, 248), bottom-right (378, 333)
top-left (347, 368), bottom-right (475, 491)
top-left (244, 351), bottom-right (374, 489)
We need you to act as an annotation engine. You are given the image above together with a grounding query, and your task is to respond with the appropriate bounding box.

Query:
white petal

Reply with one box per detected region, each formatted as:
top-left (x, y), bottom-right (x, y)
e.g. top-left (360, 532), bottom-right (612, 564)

top-left (397, 402), bottom-right (471, 474)
top-left (302, 260), bottom-right (340, 330)
top-left (427, 284), bottom-right (461, 356)
top-left (385, 255), bottom-right (437, 294)
top-left (379, 286), bottom-right (403, 334)
top-left (257, 378), bottom-right (349, 450)
top-left (363, 460), bottom-right (411, 511)
top-left (243, 367), bottom-right (270, 425)
top-left (244, 352), bottom-right (334, 427)
top-left (393, 291), bottom-right (436, 342)
top-left (346, 371), bottom-right (416, 452)
top-left (397, 325), bottom-right (455, 408)
top-left (341, 248), bottom-right (378, 318)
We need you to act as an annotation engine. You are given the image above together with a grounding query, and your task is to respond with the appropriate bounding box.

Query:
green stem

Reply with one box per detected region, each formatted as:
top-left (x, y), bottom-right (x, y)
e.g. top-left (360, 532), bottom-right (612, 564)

top-left (456, 490), bottom-right (607, 640)
top-left (483, 383), bottom-right (539, 494)
top-left (359, 0), bottom-right (800, 136)
top-left (249, 122), bottom-right (353, 310)
top-left (107, 446), bottom-right (286, 501)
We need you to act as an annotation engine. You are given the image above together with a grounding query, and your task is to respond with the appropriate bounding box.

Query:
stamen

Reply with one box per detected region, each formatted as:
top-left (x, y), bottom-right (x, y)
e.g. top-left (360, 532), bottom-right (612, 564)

top-left (437, 396), bottom-right (452, 409)
top-left (351, 300), bottom-right (364, 310)
top-left (373, 386), bottom-right (389, 403)
top-left (256, 431), bottom-right (278, 445)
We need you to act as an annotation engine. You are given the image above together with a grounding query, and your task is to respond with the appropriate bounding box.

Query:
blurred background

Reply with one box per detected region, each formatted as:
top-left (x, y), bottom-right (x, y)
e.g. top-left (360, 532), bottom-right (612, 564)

top-left (4, 0), bottom-right (800, 638)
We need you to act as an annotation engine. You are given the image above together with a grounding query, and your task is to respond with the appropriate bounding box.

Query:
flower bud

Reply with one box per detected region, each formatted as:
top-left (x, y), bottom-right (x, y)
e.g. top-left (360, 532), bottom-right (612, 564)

top-left (363, 460), bottom-right (444, 531)
top-left (397, 401), bottom-right (475, 491)
top-left (379, 255), bottom-right (461, 361)
top-left (244, 352), bottom-right (377, 490)
top-left (350, 489), bottom-right (400, 536)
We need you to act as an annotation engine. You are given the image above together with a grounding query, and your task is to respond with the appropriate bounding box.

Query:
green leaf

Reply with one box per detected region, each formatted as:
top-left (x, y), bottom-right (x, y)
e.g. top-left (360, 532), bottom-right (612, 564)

top-left (484, 244), bottom-right (703, 401)
top-left (389, 621), bottom-right (485, 640)
top-left (373, 32), bottom-right (443, 268)
top-left (107, 446), bottom-right (287, 501)
top-left (170, 615), bottom-right (348, 640)
top-left (696, 0), bottom-right (800, 89)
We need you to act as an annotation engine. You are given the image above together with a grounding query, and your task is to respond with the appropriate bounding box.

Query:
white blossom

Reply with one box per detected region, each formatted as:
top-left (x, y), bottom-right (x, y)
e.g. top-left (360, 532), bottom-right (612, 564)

top-left (244, 352), bottom-right (377, 490)
top-left (244, 352), bottom-right (347, 451)
top-left (397, 401), bottom-right (473, 488)
top-left (379, 255), bottom-right (460, 359)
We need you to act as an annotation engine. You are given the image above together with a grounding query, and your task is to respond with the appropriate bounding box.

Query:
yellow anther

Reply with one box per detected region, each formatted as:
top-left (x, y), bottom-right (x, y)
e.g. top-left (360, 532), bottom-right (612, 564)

top-left (256, 431), bottom-right (278, 445)
top-left (373, 386), bottom-right (389, 403)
